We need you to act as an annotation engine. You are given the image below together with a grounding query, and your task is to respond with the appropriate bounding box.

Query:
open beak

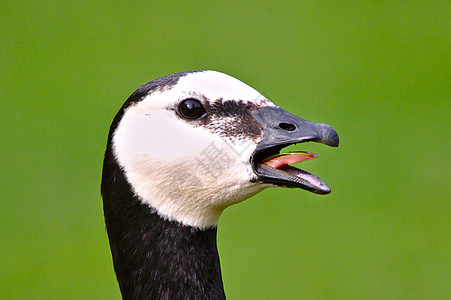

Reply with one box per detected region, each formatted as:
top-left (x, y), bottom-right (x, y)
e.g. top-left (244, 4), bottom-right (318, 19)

top-left (251, 106), bottom-right (339, 194)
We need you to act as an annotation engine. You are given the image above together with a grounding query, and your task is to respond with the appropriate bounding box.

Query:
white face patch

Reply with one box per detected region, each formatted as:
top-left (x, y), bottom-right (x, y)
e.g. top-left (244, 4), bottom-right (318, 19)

top-left (176, 71), bottom-right (268, 103)
top-left (113, 71), bottom-right (274, 228)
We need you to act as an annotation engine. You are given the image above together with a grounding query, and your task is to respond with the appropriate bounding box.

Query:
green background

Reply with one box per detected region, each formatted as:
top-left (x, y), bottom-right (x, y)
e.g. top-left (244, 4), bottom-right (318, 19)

top-left (1, 1), bottom-right (450, 299)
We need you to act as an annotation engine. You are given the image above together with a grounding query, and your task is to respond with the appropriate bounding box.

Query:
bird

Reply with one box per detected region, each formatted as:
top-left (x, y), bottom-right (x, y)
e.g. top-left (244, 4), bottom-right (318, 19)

top-left (101, 70), bottom-right (339, 299)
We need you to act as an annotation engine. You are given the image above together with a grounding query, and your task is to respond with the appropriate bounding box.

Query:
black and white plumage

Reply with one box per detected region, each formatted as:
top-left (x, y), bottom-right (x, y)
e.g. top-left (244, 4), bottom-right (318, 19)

top-left (101, 70), bottom-right (339, 299)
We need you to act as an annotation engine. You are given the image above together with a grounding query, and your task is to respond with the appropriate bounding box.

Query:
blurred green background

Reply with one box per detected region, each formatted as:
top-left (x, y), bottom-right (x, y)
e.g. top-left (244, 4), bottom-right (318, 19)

top-left (1, 1), bottom-right (450, 299)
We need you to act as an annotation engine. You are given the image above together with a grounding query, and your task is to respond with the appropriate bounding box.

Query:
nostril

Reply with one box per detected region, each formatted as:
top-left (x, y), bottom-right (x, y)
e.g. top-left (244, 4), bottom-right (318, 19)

top-left (278, 122), bottom-right (296, 131)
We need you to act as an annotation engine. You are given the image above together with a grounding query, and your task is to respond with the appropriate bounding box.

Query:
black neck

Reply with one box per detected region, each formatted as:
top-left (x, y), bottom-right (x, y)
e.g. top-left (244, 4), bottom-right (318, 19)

top-left (101, 147), bottom-right (225, 300)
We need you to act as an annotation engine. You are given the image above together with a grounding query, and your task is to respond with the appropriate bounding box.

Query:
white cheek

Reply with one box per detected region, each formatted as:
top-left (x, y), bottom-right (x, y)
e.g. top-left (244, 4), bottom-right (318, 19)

top-left (112, 102), bottom-right (264, 228)
top-left (116, 110), bottom-right (214, 159)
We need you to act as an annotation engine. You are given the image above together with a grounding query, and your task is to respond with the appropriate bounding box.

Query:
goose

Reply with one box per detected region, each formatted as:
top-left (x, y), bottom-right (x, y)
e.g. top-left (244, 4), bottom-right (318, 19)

top-left (101, 70), bottom-right (339, 299)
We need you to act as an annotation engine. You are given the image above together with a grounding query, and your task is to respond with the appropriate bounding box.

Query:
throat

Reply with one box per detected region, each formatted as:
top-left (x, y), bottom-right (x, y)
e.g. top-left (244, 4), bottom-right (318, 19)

top-left (104, 201), bottom-right (225, 299)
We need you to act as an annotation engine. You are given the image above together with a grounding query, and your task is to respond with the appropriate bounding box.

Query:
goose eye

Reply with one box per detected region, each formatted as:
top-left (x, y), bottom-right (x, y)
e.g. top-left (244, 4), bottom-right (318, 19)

top-left (178, 99), bottom-right (206, 120)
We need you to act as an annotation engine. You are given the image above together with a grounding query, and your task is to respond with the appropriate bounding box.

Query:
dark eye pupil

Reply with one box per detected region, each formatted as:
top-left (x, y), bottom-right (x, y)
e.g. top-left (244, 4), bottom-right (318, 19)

top-left (179, 99), bottom-right (206, 119)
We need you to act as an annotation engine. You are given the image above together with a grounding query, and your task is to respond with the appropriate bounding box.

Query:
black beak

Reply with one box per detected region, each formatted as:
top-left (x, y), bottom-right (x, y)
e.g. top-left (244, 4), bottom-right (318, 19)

top-left (251, 106), bottom-right (339, 194)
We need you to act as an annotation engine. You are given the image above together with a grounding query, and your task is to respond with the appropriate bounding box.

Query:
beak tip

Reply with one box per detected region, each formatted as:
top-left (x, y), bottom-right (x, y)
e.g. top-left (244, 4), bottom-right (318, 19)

top-left (318, 124), bottom-right (339, 147)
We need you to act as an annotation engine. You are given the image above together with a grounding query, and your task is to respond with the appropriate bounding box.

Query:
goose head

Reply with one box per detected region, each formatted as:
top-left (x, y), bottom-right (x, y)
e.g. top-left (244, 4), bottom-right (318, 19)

top-left (110, 70), bottom-right (338, 228)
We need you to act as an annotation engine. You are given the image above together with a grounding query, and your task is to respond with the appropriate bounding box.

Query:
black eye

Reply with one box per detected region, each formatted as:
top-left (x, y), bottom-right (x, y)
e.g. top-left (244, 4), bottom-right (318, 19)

top-left (178, 99), bottom-right (206, 120)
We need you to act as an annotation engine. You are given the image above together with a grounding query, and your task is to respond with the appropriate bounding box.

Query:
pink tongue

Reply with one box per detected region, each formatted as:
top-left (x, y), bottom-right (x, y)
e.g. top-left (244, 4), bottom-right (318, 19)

top-left (260, 151), bottom-right (317, 169)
